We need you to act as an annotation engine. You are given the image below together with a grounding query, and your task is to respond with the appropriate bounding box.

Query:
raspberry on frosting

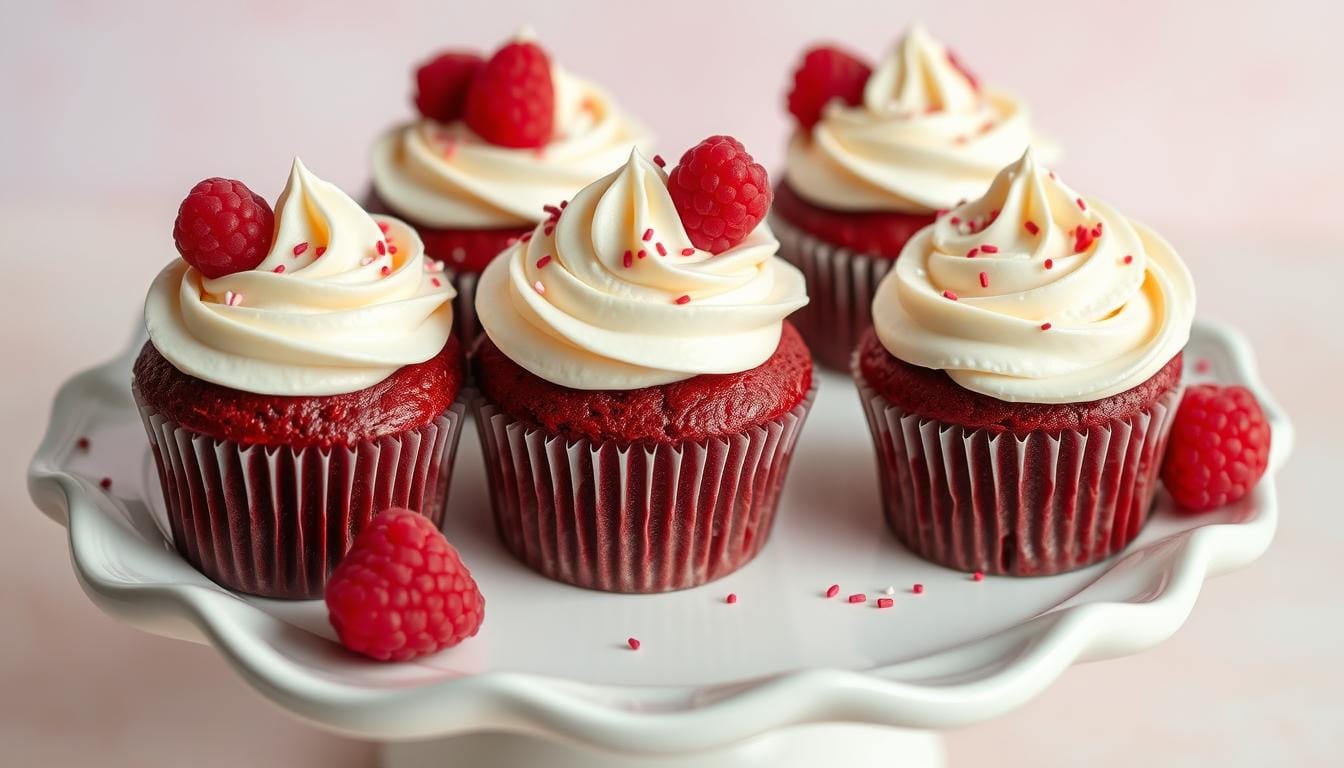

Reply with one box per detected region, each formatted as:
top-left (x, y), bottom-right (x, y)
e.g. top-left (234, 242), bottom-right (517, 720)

top-left (172, 178), bottom-right (274, 279)
top-left (464, 40), bottom-right (554, 148)
top-left (1162, 385), bottom-right (1272, 512)
top-left (668, 135), bottom-right (773, 254)
top-left (414, 51), bottom-right (484, 123)
top-left (787, 45), bottom-right (872, 131)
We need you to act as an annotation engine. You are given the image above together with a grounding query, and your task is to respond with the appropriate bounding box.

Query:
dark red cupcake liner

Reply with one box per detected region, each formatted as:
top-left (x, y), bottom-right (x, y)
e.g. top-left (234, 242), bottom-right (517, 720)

top-left (772, 213), bottom-right (897, 372)
top-left (134, 385), bottom-right (466, 599)
top-left (472, 384), bottom-right (817, 593)
top-left (854, 366), bottom-right (1181, 576)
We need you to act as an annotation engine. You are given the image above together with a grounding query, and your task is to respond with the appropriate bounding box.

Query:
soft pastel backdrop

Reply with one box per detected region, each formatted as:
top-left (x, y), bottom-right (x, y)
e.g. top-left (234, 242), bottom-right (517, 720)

top-left (2, 1), bottom-right (1340, 765)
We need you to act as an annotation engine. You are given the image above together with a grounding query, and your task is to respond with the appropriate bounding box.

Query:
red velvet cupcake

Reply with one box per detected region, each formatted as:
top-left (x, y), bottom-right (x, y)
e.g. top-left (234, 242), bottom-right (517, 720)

top-left (368, 32), bottom-right (650, 346)
top-left (854, 149), bottom-right (1194, 576)
top-left (135, 159), bottom-right (466, 599)
top-left (472, 139), bottom-right (813, 593)
top-left (774, 24), bottom-right (1058, 370)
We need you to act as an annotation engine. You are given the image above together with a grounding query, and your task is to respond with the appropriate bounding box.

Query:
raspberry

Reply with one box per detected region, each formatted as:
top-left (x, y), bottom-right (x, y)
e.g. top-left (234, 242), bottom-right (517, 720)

top-left (325, 508), bottom-right (484, 661)
top-left (414, 51), bottom-right (484, 123)
top-left (173, 178), bottom-right (274, 279)
top-left (1162, 384), bottom-right (1271, 512)
top-left (787, 46), bottom-right (872, 131)
top-left (464, 40), bottom-right (554, 148)
top-left (668, 135), bottom-right (772, 254)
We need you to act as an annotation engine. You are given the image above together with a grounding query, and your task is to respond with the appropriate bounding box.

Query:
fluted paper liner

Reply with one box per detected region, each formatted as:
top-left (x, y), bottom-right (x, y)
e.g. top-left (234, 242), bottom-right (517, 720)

top-left (133, 385), bottom-right (465, 599)
top-left (473, 384), bottom-right (817, 593)
top-left (854, 367), bottom-right (1181, 576)
top-left (772, 212), bottom-right (896, 372)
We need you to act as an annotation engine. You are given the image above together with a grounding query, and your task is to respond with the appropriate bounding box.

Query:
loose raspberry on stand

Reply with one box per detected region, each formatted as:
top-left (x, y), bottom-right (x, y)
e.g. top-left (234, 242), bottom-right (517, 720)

top-left (464, 40), bottom-right (554, 148)
top-left (173, 178), bottom-right (274, 279)
top-left (414, 51), bottom-right (485, 123)
top-left (668, 135), bottom-right (772, 254)
top-left (1161, 384), bottom-right (1271, 512)
top-left (325, 508), bottom-right (485, 662)
top-left (787, 46), bottom-right (872, 131)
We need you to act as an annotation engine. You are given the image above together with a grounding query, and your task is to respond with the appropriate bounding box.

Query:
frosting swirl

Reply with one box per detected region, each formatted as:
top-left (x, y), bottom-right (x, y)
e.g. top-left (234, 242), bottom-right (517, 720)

top-left (475, 150), bottom-right (808, 390)
top-left (371, 55), bottom-right (650, 229)
top-left (872, 148), bottom-right (1195, 404)
top-left (785, 23), bottom-right (1056, 214)
top-left (145, 158), bottom-right (456, 396)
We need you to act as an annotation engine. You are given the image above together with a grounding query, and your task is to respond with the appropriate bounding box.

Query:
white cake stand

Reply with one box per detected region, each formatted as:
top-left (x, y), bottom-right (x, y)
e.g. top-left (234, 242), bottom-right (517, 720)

top-left (27, 319), bottom-right (1292, 767)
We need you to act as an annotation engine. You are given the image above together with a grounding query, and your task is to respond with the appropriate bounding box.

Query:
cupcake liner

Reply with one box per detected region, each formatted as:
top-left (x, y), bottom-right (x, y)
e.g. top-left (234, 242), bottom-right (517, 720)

top-left (854, 368), bottom-right (1181, 576)
top-left (472, 383), bottom-right (818, 593)
top-left (133, 385), bottom-right (466, 599)
top-left (449, 268), bottom-right (480, 348)
top-left (772, 213), bottom-right (896, 372)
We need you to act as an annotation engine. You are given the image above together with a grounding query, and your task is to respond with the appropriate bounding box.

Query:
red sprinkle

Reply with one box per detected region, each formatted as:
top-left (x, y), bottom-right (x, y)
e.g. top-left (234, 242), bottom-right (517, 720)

top-left (655, 242), bottom-right (667, 257)
top-left (292, 242), bottom-right (308, 256)
top-left (388, 246), bottom-right (398, 255)
top-left (521, 232), bottom-right (533, 242)
top-left (1044, 258), bottom-right (1054, 270)
top-left (1076, 197), bottom-right (1087, 211)
top-left (273, 265), bottom-right (285, 274)
top-left (623, 250), bottom-right (633, 268)
top-left (726, 593), bottom-right (738, 604)
top-left (315, 246), bottom-right (326, 257)
top-left (943, 290), bottom-right (959, 301)
top-left (536, 255), bottom-right (553, 269)
top-left (848, 593), bottom-right (866, 604)
top-left (979, 271), bottom-right (989, 288)
top-left (973, 571), bottom-right (985, 581)
top-left (877, 597), bottom-right (894, 609)
top-left (376, 240), bottom-right (387, 255)
top-left (674, 294), bottom-right (691, 305)
top-left (378, 221), bottom-right (390, 233)
top-left (99, 477), bottom-right (112, 490)
top-left (653, 154), bottom-right (666, 168)
top-left (966, 247), bottom-right (979, 258)
top-left (950, 216), bottom-right (962, 226)
top-left (979, 244), bottom-right (999, 254)
top-left (637, 249), bottom-right (647, 259)
top-left (380, 265), bottom-right (391, 277)
top-left (642, 228), bottom-right (654, 242)
top-left (1040, 322), bottom-right (1052, 331)
top-left (826, 584), bottom-right (841, 598)
top-left (75, 437), bottom-right (90, 451)
top-left (431, 278), bottom-right (441, 288)
top-left (1123, 254), bottom-right (1134, 265)
top-left (1024, 220), bottom-right (1040, 235)
top-left (680, 247), bottom-right (695, 256)
top-left (560, 200), bottom-right (568, 209)
top-left (543, 225), bottom-right (555, 236)
top-left (627, 637), bottom-right (641, 651)
top-left (912, 583), bottom-right (924, 595)
top-left (506, 236), bottom-right (519, 246)
top-left (543, 204), bottom-right (562, 218)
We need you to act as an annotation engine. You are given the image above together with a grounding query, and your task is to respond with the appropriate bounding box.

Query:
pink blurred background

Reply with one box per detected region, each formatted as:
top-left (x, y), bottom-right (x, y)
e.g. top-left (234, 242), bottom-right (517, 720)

top-left (2, 1), bottom-right (1340, 765)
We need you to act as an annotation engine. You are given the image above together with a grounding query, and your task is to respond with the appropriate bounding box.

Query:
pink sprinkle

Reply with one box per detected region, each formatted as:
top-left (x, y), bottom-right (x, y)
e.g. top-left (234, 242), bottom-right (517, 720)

top-left (378, 221), bottom-right (390, 233)
top-left (847, 593), bottom-right (866, 604)
top-left (623, 250), bottom-right (633, 268)
top-left (912, 583), bottom-right (924, 595)
top-left (1076, 197), bottom-right (1087, 211)
top-left (76, 437), bottom-right (90, 451)
top-left (943, 290), bottom-right (959, 301)
top-left (627, 637), bottom-right (641, 651)
top-left (380, 265), bottom-right (391, 277)
top-left (1044, 258), bottom-right (1054, 270)
top-left (536, 255), bottom-right (553, 270)
top-left (224, 290), bottom-right (242, 307)
top-left (726, 593), bottom-right (738, 604)
top-left (656, 242), bottom-right (667, 257)
top-left (980, 244), bottom-right (999, 253)
top-left (431, 278), bottom-right (441, 288)
top-left (972, 571), bottom-right (985, 581)
top-left (273, 265), bottom-right (286, 274)
top-left (825, 584), bottom-right (840, 598)
top-left (1048, 170), bottom-right (1057, 180)
top-left (979, 271), bottom-right (989, 288)
top-left (1024, 220), bottom-right (1039, 235)
top-left (1040, 322), bottom-right (1052, 331)
top-left (653, 154), bottom-right (666, 168)
top-left (877, 597), bottom-right (894, 609)
top-left (642, 228), bottom-right (654, 242)
top-left (674, 294), bottom-right (691, 305)
top-left (533, 281), bottom-right (546, 295)
top-left (361, 256), bottom-right (375, 267)
top-left (1123, 254), bottom-right (1134, 265)
top-left (293, 242), bottom-right (308, 256)
top-left (376, 240), bottom-right (386, 255)
top-left (966, 247), bottom-right (979, 258)
top-left (680, 247), bottom-right (695, 256)
top-left (637, 249), bottom-right (647, 259)
top-left (506, 236), bottom-right (520, 246)
top-left (1195, 358), bottom-right (1211, 374)
top-left (315, 246), bottom-right (326, 257)
top-left (99, 477), bottom-right (112, 490)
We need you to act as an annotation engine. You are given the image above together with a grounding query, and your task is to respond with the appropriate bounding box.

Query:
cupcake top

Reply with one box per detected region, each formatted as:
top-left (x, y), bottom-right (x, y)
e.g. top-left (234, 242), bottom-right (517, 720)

top-left (145, 158), bottom-right (456, 397)
top-left (871, 148), bottom-right (1195, 404)
top-left (785, 23), bottom-right (1056, 215)
top-left (475, 145), bottom-right (808, 390)
top-left (371, 31), bottom-right (650, 230)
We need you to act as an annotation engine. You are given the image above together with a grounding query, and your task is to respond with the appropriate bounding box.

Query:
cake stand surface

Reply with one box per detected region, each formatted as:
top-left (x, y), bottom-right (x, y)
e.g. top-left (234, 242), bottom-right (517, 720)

top-left (27, 320), bottom-right (1292, 767)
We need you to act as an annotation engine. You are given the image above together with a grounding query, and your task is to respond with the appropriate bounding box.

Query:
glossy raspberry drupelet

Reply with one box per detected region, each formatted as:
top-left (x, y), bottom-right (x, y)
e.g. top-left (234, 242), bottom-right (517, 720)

top-left (414, 51), bottom-right (484, 123)
top-left (325, 508), bottom-right (484, 661)
top-left (173, 178), bottom-right (274, 279)
top-left (668, 135), bottom-right (772, 254)
top-left (1162, 384), bottom-right (1271, 513)
top-left (786, 46), bottom-right (872, 131)
top-left (464, 41), bottom-right (554, 148)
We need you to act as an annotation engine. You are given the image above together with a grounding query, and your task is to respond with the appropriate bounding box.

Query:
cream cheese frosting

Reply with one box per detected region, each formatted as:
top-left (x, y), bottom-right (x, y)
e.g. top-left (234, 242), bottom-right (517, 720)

top-left (785, 23), bottom-right (1056, 214)
top-left (145, 158), bottom-right (456, 397)
top-left (475, 149), bottom-right (809, 390)
top-left (371, 51), bottom-right (651, 229)
top-left (871, 148), bottom-right (1195, 404)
